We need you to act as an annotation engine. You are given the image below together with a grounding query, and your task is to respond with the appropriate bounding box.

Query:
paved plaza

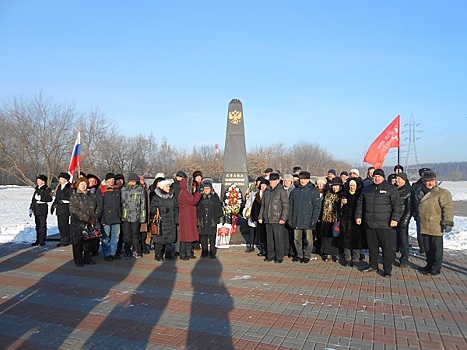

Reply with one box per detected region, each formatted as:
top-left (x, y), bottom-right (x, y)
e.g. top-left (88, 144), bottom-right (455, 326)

top-left (0, 239), bottom-right (466, 350)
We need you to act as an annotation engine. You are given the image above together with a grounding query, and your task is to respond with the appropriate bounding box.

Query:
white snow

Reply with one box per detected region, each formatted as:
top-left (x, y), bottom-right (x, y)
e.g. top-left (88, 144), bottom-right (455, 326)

top-left (1, 182), bottom-right (466, 250)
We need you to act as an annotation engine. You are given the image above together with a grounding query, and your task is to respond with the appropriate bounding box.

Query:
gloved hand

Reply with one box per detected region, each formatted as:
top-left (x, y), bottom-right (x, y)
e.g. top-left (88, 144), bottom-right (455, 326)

top-left (34, 194), bottom-right (41, 201)
top-left (444, 225), bottom-right (453, 233)
top-left (311, 222), bottom-right (316, 230)
top-left (29, 209), bottom-right (33, 217)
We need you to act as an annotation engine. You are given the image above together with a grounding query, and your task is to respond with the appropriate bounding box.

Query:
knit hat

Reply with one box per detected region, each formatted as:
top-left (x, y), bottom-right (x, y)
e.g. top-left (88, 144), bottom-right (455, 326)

top-left (396, 172), bottom-right (408, 183)
top-left (269, 172), bottom-right (280, 181)
top-left (283, 174), bottom-right (294, 182)
top-left (192, 170), bottom-right (203, 179)
top-left (422, 171), bottom-right (437, 181)
top-left (155, 172), bottom-right (165, 180)
top-left (157, 179), bottom-right (172, 189)
top-left (37, 174), bottom-right (47, 182)
top-left (316, 177), bottom-right (327, 186)
top-left (202, 180), bottom-right (213, 188)
top-left (298, 171), bottom-right (311, 179)
top-left (328, 169), bottom-right (336, 176)
top-left (349, 168), bottom-right (360, 177)
top-left (75, 176), bottom-right (89, 187)
top-left (176, 170), bottom-right (187, 178)
top-left (105, 172), bottom-right (115, 181)
top-left (373, 169), bottom-right (385, 178)
top-left (58, 172), bottom-right (70, 181)
top-left (128, 172), bottom-right (139, 182)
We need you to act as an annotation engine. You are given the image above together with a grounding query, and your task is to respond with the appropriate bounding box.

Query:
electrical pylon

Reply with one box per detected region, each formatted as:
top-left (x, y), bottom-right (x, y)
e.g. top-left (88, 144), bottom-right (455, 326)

top-left (401, 114), bottom-right (422, 180)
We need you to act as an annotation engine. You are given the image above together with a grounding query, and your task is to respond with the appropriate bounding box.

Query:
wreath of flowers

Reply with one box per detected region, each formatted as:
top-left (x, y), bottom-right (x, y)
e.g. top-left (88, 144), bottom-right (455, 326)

top-left (224, 184), bottom-right (242, 215)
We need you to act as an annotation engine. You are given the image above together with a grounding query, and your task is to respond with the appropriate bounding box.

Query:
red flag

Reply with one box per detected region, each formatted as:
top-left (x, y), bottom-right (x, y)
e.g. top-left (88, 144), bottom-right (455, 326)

top-left (68, 131), bottom-right (81, 181)
top-left (364, 115), bottom-right (400, 169)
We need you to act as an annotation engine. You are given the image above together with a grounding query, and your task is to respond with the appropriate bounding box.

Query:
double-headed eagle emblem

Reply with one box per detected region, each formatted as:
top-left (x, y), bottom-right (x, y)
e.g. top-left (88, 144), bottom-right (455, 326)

top-left (228, 110), bottom-right (242, 124)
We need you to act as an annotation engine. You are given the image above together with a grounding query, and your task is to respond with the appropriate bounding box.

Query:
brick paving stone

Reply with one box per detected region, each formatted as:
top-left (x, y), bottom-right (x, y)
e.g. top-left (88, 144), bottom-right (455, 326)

top-left (1, 242), bottom-right (467, 349)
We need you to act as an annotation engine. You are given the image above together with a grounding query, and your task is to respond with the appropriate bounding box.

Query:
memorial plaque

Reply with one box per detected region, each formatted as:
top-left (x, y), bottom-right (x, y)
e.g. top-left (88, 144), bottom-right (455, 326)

top-left (221, 99), bottom-right (249, 198)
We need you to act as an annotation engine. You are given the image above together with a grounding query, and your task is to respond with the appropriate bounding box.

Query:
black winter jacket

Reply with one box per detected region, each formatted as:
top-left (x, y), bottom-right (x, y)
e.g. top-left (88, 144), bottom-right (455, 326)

top-left (197, 191), bottom-right (223, 235)
top-left (397, 184), bottom-right (413, 229)
top-left (355, 180), bottom-right (402, 229)
top-left (96, 185), bottom-right (122, 225)
top-left (259, 185), bottom-right (289, 224)
top-left (150, 188), bottom-right (178, 244)
top-left (52, 183), bottom-right (72, 216)
top-left (30, 184), bottom-right (53, 216)
top-left (289, 182), bottom-right (322, 229)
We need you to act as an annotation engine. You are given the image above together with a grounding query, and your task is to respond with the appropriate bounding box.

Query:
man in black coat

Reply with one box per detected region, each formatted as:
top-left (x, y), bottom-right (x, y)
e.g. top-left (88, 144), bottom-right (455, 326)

top-left (258, 173), bottom-right (289, 263)
top-left (51, 172), bottom-right (73, 247)
top-left (289, 171), bottom-right (322, 263)
top-left (29, 175), bottom-right (53, 246)
top-left (395, 172), bottom-right (413, 268)
top-left (355, 169), bottom-right (402, 277)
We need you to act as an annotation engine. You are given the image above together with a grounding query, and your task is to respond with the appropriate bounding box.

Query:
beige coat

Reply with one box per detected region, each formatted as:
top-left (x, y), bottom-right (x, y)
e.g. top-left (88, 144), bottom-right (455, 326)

top-left (415, 185), bottom-right (454, 236)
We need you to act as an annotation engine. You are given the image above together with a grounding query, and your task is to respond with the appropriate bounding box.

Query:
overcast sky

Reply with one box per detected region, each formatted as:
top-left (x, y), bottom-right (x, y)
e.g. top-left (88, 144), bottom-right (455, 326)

top-left (1, 1), bottom-right (466, 166)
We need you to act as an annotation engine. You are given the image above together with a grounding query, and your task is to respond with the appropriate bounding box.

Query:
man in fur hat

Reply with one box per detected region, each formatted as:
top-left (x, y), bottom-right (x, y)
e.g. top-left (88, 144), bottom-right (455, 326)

top-left (413, 171), bottom-right (454, 276)
top-left (29, 175), bottom-right (53, 246)
top-left (51, 172), bottom-right (73, 247)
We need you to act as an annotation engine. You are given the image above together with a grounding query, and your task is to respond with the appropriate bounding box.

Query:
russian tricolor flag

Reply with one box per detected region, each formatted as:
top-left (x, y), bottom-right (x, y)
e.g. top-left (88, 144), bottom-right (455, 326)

top-left (68, 131), bottom-right (81, 181)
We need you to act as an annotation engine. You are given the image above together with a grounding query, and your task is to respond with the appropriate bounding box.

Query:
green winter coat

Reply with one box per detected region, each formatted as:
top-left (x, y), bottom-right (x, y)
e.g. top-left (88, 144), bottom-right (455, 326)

top-left (414, 185), bottom-right (454, 236)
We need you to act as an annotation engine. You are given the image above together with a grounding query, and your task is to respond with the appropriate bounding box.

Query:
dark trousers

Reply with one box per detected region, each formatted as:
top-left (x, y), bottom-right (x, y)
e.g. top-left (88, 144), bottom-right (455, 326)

top-left (266, 223), bottom-right (286, 261)
top-left (154, 243), bottom-right (173, 258)
top-left (285, 224), bottom-right (296, 257)
top-left (122, 221), bottom-right (142, 255)
top-left (57, 214), bottom-right (70, 246)
top-left (257, 223), bottom-right (267, 253)
top-left (247, 226), bottom-right (256, 248)
top-left (180, 241), bottom-right (193, 258)
top-left (366, 227), bottom-right (396, 273)
top-left (34, 215), bottom-right (47, 244)
top-left (200, 233), bottom-right (217, 256)
top-left (416, 221), bottom-right (426, 253)
top-left (396, 226), bottom-right (410, 264)
top-left (421, 234), bottom-right (443, 272)
top-left (72, 241), bottom-right (92, 264)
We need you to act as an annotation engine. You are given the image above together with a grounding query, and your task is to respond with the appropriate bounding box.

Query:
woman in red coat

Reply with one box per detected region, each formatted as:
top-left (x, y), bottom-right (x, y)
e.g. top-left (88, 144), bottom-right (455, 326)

top-left (178, 177), bottom-right (202, 260)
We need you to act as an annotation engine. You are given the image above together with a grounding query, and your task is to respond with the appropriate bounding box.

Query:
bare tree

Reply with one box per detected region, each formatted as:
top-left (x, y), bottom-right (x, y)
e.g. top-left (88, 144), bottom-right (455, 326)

top-left (0, 94), bottom-right (77, 186)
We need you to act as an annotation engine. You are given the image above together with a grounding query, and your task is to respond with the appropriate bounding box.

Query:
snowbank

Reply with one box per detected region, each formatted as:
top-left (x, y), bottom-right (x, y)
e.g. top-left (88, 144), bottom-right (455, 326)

top-left (1, 183), bottom-right (466, 249)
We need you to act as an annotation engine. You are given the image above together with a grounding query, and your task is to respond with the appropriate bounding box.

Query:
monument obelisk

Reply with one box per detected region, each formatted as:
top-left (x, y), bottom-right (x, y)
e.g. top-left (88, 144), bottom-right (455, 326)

top-left (221, 99), bottom-right (249, 198)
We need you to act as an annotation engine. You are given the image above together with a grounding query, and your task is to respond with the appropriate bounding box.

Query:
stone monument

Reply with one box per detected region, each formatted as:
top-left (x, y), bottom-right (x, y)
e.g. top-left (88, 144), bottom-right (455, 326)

top-left (221, 99), bottom-right (249, 199)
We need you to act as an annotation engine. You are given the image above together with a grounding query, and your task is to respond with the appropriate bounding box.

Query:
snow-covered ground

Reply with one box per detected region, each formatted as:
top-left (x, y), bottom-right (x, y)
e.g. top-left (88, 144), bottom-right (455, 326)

top-left (1, 182), bottom-right (466, 250)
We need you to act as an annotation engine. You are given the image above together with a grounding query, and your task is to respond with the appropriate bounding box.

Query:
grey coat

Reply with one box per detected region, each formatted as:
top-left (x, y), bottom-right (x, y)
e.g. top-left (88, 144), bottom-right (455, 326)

top-left (259, 185), bottom-right (289, 224)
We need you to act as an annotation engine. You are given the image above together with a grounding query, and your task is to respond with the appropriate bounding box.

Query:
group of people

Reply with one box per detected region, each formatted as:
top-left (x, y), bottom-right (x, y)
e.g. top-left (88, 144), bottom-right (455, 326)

top-left (29, 170), bottom-right (223, 267)
top-left (242, 165), bottom-right (454, 277)
top-left (29, 163), bottom-right (454, 276)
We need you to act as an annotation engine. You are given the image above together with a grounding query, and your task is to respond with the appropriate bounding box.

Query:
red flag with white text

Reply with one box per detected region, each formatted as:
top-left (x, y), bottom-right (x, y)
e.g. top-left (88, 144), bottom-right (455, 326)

top-left (68, 131), bottom-right (81, 181)
top-left (364, 115), bottom-right (400, 169)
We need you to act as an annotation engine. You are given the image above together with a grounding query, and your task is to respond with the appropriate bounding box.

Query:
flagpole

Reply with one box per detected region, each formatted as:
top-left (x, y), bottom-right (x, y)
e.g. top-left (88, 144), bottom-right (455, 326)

top-left (77, 128), bottom-right (81, 178)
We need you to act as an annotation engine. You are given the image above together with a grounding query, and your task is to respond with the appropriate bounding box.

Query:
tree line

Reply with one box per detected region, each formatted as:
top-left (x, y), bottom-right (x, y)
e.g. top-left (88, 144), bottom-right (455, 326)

top-left (0, 94), bottom-right (351, 186)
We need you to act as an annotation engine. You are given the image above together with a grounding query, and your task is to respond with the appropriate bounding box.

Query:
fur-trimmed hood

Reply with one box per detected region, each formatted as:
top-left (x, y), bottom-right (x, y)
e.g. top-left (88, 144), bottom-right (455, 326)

top-left (155, 187), bottom-right (174, 199)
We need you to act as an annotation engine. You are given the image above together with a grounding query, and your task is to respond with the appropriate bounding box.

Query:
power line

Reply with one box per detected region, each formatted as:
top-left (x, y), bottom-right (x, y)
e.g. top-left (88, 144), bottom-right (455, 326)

top-left (401, 113), bottom-right (422, 180)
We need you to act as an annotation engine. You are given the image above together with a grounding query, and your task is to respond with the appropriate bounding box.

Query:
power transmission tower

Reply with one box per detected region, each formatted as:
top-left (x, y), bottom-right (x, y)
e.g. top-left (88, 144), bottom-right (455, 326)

top-left (401, 114), bottom-right (422, 180)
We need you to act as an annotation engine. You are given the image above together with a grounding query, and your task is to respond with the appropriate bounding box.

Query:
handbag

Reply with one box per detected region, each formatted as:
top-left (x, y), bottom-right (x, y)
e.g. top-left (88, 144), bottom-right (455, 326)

top-left (332, 220), bottom-right (340, 238)
top-left (81, 223), bottom-right (102, 240)
top-left (150, 208), bottom-right (161, 237)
